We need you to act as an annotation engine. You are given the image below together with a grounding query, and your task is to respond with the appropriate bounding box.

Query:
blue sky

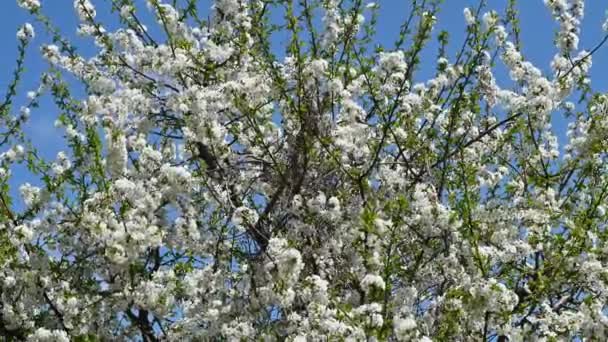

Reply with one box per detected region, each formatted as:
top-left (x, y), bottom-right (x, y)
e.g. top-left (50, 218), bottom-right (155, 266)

top-left (1, 0), bottom-right (608, 208)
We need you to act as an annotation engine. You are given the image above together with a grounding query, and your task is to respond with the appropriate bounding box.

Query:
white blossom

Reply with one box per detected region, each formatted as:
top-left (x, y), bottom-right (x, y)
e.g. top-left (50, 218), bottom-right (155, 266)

top-left (17, 23), bottom-right (35, 41)
top-left (17, 0), bottom-right (40, 11)
top-left (463, 8), bottom-right (475, 26)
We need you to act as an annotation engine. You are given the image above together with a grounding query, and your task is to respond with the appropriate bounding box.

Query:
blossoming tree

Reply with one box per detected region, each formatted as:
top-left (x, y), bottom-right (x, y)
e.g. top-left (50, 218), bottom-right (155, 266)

top-left (2, 0), bottom-right (608, 340)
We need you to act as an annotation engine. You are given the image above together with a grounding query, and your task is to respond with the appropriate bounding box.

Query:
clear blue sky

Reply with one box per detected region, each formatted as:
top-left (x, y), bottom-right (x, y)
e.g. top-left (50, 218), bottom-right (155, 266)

top-left (1, 0), bottom-right (608, 208)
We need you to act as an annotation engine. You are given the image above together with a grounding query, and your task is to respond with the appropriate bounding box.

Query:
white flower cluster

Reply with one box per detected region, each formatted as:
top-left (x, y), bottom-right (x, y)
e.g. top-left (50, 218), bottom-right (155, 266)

top-left (16, 0), bottom-right (40, 11)
top-left (16, 23), bottom-right (35, 41)
top-left (544, 0), bottom-right (585, 51)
